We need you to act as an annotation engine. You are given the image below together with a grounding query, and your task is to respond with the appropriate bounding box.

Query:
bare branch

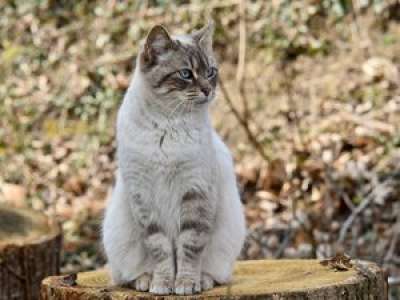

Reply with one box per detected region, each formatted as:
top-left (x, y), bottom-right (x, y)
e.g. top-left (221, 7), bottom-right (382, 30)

top-left (337, 178), bottom-right (393, 244)
top-left (236, 0), bottom-right (246, 85)
top-left (236, 0), bottom-right (250, 120)
top-left (218, 78), bottom-right (271, 162)
top-left (384, 206), bottom-right (400, 263)
top-left (389, 276), bottom-right (400, 286)
top-left (338, 196), bottom-right (372, 244)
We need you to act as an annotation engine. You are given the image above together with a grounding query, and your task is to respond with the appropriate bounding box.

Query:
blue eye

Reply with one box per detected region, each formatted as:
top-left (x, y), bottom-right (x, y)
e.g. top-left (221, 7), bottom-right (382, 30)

top-left (207, 67), bottom-right (217, 79)
top-left (178, 69), bottom-right (193, 80)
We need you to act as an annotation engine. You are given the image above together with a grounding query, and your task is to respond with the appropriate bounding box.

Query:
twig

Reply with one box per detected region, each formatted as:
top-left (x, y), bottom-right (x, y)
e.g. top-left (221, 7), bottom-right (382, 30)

top-left (280, 62), bottom-right (306, 149)
top-left (349, 0), bottom-right (371, 57)
top-left (350, 224), bottom-right (358, 257)
top-left (324, 165), bottom-right (356, 212)
top-left (236, 0), bottom-right (246, 85)
top-left (274, 225), bottom-right (294, 258)
top-left (389, 276), bottom-right (400, 286)
top-left (384, 209), bottom-right (400, 263)
top-left (236, 0), bottom-right (250, 121)
top-left (349, 0), bottom-right (361, 39)
top-left (384, 233), bottom-right (399, 263)
top-left (218, 78), bottom-right (271, 162)
top-left (338, 193), bottom-right (373, 244)
top-left (336, 162), bottom-right (387, 244)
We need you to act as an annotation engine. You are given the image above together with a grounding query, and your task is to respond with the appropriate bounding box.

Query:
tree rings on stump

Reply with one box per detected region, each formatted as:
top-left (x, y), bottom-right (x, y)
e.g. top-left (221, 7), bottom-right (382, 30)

top-left (41, 259), bottom-right (387, 299)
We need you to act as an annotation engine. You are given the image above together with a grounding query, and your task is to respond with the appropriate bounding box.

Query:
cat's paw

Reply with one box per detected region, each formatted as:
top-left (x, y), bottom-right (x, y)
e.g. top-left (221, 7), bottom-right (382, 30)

top-left (134, 273), bottom-right (152, 291)
top-left (201, 273), bottom-right (215, 291)
top-left (149, 276), bottom-right (174, 295)
top-left (174, 275), bottom-right (201, 295)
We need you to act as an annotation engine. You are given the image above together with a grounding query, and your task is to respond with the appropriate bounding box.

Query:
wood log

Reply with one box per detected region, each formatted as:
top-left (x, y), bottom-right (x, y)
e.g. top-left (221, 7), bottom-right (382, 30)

top-left (41, 259), bottom-right (387, 299)
top-left (0, 204), bottom-right (62, 300)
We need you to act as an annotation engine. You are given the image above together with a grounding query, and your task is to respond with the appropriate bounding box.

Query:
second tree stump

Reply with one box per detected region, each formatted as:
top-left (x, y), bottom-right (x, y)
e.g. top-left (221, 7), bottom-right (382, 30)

top-left (0, 204), bottom-right (62, 300)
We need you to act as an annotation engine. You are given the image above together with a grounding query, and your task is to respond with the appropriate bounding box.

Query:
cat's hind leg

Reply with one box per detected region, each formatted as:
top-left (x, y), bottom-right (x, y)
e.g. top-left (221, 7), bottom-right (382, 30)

top-left (201, 202), bottom-right (245, 285)
top-left (102, 178), bottom-right (149, 285)
top-left (201, 273), bottom-right (215, 290)
top-left (202, 134), bottom-right (246, 284)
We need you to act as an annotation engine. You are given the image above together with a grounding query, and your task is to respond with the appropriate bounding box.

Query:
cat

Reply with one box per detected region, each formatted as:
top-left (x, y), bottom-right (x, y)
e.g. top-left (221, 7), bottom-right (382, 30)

top-left (102, 21), bottom-right (246, 295)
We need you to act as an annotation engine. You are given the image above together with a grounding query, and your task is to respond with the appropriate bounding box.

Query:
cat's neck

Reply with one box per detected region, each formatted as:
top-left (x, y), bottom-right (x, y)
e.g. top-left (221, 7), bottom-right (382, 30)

top-left (124, 68), bottom-right (211, 131)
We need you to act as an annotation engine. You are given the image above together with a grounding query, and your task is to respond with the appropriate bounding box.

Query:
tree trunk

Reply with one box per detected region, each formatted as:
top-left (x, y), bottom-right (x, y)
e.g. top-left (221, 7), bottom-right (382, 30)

top-left (41, 259), bottom-right (387, 300)
top-left (0, 204), bottom-right (62, 300)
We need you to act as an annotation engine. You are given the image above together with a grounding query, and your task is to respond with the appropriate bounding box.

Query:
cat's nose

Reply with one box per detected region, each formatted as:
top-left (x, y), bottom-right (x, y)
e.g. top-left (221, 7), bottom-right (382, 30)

top-left (201, 87), bottom-right (211, 97)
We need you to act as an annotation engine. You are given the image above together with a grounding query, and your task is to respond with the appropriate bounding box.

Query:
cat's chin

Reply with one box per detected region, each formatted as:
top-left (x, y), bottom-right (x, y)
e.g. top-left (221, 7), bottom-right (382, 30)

top-left (194, 97), bottom-right (211, 105)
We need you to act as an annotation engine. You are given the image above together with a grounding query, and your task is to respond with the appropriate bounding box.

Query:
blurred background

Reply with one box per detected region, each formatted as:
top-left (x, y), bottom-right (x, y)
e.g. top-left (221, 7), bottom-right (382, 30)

top-left (0, 0), bottom-right (399, 297)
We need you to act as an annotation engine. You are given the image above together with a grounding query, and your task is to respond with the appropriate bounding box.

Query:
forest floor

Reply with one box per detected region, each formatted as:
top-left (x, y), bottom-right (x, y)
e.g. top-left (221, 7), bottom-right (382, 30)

top-left (0, 1), bottom-right (399, 297)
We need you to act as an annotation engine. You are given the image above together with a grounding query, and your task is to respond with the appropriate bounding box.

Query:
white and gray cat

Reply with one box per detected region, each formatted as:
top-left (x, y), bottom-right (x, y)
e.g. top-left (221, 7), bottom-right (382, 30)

top-left (102, 21), bottom-right (246, 295)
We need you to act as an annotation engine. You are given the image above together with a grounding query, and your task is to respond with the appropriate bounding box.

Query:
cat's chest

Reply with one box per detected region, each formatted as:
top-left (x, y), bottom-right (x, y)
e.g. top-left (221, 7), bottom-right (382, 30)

top-left (154, 132), bottom-right (215, 176)
top-left (122, 123), bottom-right (217, 184)
top-left (135, 126), bottom-right (210, 159)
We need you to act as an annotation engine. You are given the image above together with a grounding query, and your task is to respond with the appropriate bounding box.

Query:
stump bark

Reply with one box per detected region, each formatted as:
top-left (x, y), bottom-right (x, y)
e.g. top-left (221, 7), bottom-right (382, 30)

top-left (41, 259), bottom-right (387, 300)
top-left (0, 204), bottom-right (62, 300)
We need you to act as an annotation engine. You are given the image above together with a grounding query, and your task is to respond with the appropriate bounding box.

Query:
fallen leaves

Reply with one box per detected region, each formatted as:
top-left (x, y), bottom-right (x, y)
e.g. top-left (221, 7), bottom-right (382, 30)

top-left (0, 4), bottom-right (399, 297)
top-left (61, 273), bottom-right (77, 287)
top-left (320, 253), bottom-right (353, 271)
top-left (362, 57), bottom-right (399, 85)
top-left (258, 159), bottom-right (287, 194)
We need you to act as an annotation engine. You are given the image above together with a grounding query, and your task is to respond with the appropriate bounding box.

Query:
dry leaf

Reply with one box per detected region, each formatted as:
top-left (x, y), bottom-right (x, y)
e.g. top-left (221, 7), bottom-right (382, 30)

top-left (320, 253), bottom-right (353, 271)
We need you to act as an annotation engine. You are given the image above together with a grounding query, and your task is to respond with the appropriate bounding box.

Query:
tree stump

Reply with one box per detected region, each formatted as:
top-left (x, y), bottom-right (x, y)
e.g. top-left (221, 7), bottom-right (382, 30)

top-left (0, 204), bottom-right (62, 300)
top-left (41, 259), bottom-right (387, 300)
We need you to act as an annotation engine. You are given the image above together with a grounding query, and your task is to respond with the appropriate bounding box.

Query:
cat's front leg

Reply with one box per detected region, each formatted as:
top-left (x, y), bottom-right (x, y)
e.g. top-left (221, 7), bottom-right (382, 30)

top-left (129, 194), bottom-right (175, 295)
top-left (175, 189), bottom-right (215, 295)
top-left (144, 223), bottom-right (175, 294)
top-left (119, 148), bottom-right (176, 294)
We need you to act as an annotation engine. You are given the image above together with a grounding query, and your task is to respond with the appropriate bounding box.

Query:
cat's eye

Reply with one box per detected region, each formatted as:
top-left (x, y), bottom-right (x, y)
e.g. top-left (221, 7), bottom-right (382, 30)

top-left (178, 69), bottom-right (193, 80)
top-left (206, 67), bottom-right (217, 79)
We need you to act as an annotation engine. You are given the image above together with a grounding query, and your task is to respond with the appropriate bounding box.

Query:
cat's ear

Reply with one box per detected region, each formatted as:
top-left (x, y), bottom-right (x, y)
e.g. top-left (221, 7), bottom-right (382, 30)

top-left (192, 20), bottom-right (215, 53)
top-left (143, 25), bottom-right (174, 63)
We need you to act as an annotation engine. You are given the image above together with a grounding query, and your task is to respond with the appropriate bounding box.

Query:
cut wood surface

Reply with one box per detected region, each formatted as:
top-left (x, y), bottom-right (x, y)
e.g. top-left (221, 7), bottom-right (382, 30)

top-left (41, 259), bottom-right (387, 300)
top-left (0, 204), bottom-right (62, 300)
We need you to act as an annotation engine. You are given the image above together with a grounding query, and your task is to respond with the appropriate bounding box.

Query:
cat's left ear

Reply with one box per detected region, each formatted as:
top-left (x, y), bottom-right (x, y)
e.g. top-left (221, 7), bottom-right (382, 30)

top-left (192, 20), bottom-right (215, 53)
top-left (142, 25), bottom-right (174, 65)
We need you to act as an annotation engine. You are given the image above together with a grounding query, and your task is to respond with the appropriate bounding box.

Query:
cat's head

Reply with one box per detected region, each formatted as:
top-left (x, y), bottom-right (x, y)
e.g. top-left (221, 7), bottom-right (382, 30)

top-left (138, 21), bottom-right (217, 108)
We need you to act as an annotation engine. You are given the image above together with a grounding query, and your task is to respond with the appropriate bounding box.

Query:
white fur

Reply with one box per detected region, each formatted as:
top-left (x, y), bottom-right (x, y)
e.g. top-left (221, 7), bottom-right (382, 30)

top-left (102, 41), bottom-right (246, 286)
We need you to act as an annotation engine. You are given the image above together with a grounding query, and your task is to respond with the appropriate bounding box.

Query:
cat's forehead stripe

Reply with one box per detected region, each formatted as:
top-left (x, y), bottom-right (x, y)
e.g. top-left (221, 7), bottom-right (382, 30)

top-left (177, 42), bottom-right (209, 72)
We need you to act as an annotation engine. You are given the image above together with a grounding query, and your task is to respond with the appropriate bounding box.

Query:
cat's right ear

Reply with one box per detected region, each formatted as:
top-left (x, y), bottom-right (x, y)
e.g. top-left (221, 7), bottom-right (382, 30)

top-left (142, 25), bottom-right (174, 66)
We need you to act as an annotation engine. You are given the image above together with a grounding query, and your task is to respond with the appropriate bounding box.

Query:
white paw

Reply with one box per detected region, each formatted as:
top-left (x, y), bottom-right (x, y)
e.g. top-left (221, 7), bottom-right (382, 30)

top-left (174, 276), bottom-right (201, 295)
top-left (150, 277), bottom-right (174, 295)
top-left (201, 273), bottom-right (215, 291)
top-left (135, 273), bottom-right (152, 291)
